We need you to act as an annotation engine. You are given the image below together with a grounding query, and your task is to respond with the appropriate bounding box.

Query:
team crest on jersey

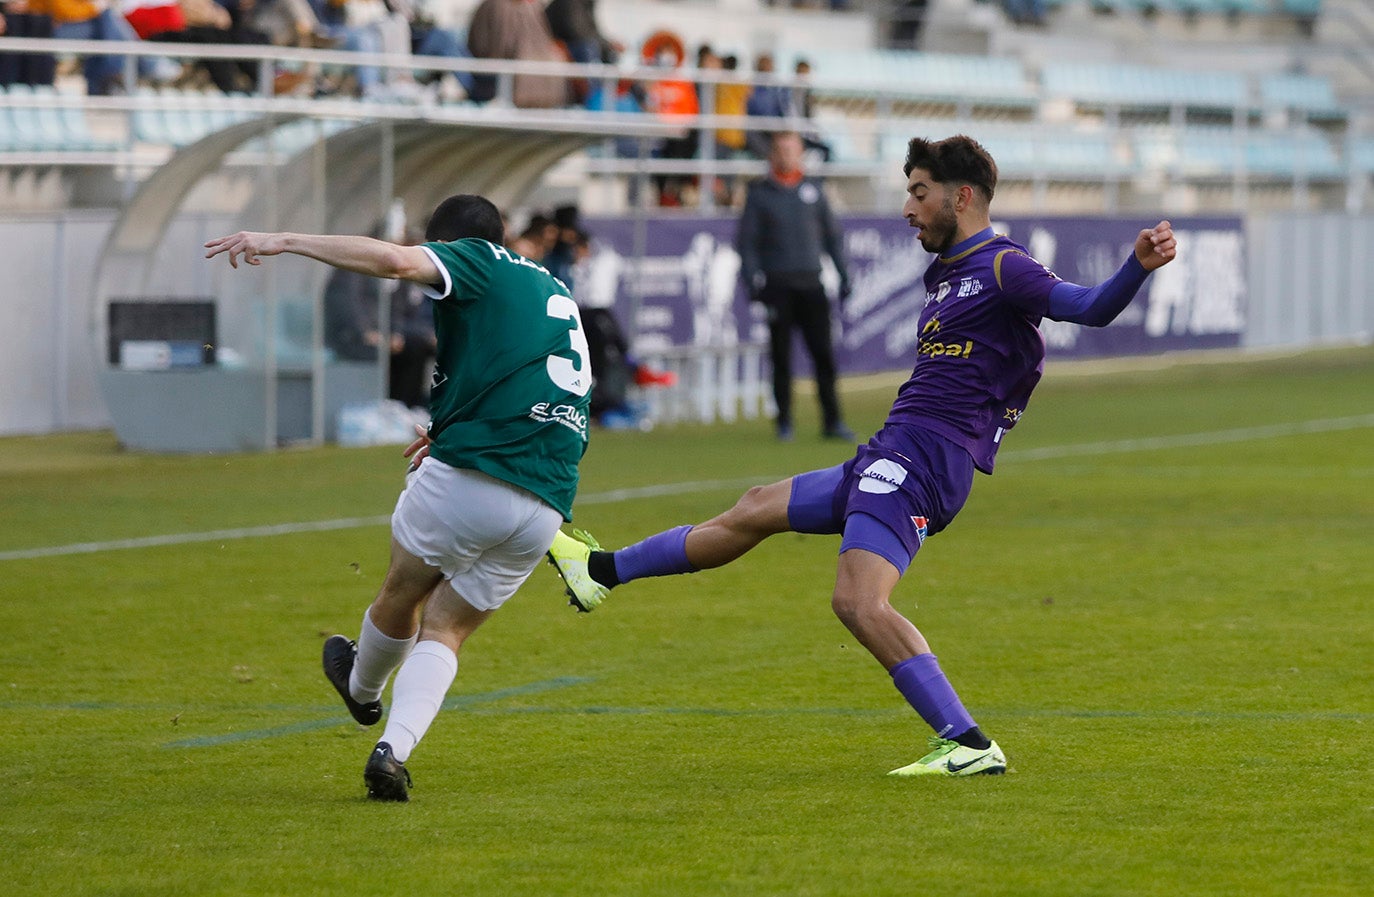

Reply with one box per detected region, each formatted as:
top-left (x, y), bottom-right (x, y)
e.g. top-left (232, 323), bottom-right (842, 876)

top-left (910, 516), bottom-right (929, 544)
top-left (925, 282), bottom-right (952, 307)
top-left (799, 182), bottom-right (820, 204)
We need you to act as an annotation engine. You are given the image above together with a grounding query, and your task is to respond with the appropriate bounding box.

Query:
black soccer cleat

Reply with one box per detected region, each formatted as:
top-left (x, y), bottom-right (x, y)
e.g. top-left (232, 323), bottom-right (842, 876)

top-left (364, 742), bottom-right (412, 802)
top-left (322, 634), bottom-right (383, 726)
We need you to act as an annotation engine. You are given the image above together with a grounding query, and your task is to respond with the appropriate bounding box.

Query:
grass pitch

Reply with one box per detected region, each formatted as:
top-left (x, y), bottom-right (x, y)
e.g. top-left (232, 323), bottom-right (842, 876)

top-left (1, 346), bottom-right (1371, 897)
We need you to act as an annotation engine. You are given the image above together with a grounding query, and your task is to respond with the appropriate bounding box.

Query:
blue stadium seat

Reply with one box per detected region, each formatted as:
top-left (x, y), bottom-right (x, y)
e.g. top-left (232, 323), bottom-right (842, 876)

top-left (34, 86), bottom-right (121, 152)
top-left (1281, 0), bottom-right (1322, 16)
top-left (1148, 126), bottom-right (1343, 179)
top-left (803, 49), bottom-right (1035, 110)
top-left (131, 87), bottom-right (171, 145)
top-left (2, 83), bottom-right (53, 151)
top-left (1258, 73), bottom-right (1346, 122)
top-left (881, 120), bottom-right (1123, 180)
top-left (1041, 62), bottom-right (1247, 112)
top-left (1350, 139), bottom-right (1374, 174)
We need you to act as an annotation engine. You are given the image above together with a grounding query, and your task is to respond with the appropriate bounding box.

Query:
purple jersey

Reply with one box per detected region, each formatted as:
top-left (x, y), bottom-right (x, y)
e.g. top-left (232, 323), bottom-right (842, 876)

top-left (885, 228), bottom-right (1061, 473)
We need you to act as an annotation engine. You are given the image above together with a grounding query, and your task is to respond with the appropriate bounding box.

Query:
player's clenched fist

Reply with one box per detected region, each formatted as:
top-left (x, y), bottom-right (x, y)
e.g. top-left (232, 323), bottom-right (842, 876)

top-left (1134, 220), bottom-right (1177, 271)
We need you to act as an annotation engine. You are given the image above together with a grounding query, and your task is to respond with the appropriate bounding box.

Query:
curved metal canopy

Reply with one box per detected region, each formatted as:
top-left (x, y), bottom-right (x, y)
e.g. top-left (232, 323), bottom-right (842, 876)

top-left (94, 115), bottom-right (603, 315)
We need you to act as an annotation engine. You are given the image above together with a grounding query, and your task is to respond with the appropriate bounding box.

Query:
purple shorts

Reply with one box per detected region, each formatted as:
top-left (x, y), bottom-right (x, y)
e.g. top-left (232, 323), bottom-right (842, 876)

top-left (786, 424), bottom-right (975, 573)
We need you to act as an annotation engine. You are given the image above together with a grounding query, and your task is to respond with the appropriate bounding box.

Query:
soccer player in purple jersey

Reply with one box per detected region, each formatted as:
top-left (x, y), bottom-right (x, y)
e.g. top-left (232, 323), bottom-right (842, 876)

top-left (548, 134), bottom-right (1177, 776)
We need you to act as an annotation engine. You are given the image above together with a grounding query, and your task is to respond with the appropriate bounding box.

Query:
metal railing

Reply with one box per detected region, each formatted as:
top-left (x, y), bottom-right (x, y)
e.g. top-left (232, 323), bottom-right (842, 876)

top-left (0, 34), bottom-right (1370, 214)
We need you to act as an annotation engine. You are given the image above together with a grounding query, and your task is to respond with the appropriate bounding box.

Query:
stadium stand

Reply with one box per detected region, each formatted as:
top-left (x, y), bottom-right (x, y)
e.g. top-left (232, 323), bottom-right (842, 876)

top-left (0, 0), bottom-right (1365, 216)
top-left (1040, 61), bottom-right (1249, 116)
top-left (793, 48), bottom-right (1037, 114)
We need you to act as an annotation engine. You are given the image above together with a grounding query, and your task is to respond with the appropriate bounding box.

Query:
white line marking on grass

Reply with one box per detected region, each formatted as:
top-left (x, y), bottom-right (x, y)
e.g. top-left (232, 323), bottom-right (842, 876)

top-left (0, 516), bottom-right (393, 561)
top-left (4, 415), bottom-right (1372, 562)
top-left (1001, 413), bottom-right (1374, 462)
top-left (0, 477), bottom-right (774, 562)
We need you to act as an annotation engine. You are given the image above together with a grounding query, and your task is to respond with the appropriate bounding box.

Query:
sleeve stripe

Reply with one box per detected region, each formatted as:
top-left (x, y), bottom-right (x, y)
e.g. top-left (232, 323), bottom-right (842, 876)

top-left (417, 244), bottom-right (452, 301)
top-left (993, 249), bottom-right (1012, 290)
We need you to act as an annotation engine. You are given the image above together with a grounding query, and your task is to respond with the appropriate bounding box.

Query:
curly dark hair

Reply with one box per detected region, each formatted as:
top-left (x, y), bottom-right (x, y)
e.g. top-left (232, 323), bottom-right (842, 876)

top-left (903, 135), bottom-right (998, 203)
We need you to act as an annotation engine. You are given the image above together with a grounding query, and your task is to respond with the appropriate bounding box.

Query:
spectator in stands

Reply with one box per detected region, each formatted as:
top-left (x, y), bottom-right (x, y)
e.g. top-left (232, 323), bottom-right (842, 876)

top-left (1002, 0), bottom-right (1045, 27)
top-left (737, 130), bottom-right (853, 442)
top-left (406, 3), bottom-right (476, 98)
top-left (217, 0), bottom-right (328, 48)
top-left (713, 53), bottom-right (749, 156)
top-left (641, 29), bottom-right (698, 205)
top-left (466, 0), bottom-right (568, 108)
top-left (891, 0), bottom-right (926, 47)
top-left (791, 57), bottom-right (831, 162)
top-left (745, 52), bottom-right (792, 158)
top-left (544, 0), bottom-right (620, 65)
top-left (708, 53), bottom-right (751, 206)
top-left (0, 0), bottom-right (57, 87)
top-left (51, 0), bottom-right (181, 94)
top-left (306, 0), bottom-right (412, 99)
top-left (124, 0), bottom-right (272, 93)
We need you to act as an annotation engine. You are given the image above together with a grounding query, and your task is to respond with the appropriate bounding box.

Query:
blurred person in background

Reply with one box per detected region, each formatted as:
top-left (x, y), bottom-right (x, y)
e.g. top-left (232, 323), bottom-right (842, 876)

top-left (790, 57), bottom-right (831, 162)
top-left (544, 0), bottom-right (620, 65)
top-left (124, 0), bottom-right (272, 93)
top-left (738, 129), bottom-right (853, 443)
top-left (640, 29), bottom-right (697, 205)
top-left (0, 1), bottom-right (57, 88)
top-left (51, 0), bottom-right (181, 94)
top-left (744, 51), bottom-right (791, 158)
top-left (466, 0), bottom-right (568, 107)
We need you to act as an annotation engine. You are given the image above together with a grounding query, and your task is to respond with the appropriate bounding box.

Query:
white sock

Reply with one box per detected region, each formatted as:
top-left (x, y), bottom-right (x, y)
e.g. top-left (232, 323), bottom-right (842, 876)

top-left (349, 610), bottom-right (418, 704)
top-left (380, 640), bottom-right (457, 763)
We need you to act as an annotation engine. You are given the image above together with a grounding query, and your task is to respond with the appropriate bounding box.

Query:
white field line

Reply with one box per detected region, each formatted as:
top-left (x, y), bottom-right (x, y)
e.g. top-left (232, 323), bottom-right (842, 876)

top-left (3, 414), bottom-right (1371, 562)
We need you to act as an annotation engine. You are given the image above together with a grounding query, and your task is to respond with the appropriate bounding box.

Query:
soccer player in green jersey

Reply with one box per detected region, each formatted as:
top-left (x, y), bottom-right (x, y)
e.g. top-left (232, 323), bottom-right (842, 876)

top-left (205, 195), bottom-right (594, 801)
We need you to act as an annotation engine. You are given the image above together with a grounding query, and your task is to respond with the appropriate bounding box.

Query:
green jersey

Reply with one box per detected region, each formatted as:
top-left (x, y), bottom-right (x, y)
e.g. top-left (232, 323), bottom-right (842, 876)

top-left (418, 238), bottom-right (592, 521)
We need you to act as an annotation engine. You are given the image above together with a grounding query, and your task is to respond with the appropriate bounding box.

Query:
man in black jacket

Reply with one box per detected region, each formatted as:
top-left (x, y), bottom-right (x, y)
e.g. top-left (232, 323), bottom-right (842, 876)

top-left (737, 130), bottom-right (855, 442)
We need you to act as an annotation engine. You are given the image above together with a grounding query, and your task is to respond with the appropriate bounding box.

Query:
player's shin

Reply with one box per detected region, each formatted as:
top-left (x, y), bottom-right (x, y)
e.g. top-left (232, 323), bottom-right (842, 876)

top-left (890, 653), bottom-right (990, 749)
top-left (379, 640), bottom-right (458, 762)
top-left (607, 524), bottom-right (697, 582)
top-left (351, 610), bottom-right (419, 703)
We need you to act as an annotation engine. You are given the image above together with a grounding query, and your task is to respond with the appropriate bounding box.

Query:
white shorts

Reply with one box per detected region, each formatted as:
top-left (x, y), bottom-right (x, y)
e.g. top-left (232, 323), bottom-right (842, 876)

top-left (390, 459), bottom-right (563, 611)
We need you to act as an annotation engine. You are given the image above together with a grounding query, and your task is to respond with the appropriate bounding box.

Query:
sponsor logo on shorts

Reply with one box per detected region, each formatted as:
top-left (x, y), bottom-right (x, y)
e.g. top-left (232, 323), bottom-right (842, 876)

top-left (910, 515), bottom-right (928, 544)
top-left (858, 458), bottom-right (907, 494)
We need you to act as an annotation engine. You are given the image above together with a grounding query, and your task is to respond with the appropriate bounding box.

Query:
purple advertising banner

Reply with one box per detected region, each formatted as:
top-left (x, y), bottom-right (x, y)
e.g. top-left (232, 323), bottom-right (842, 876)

top-left (576, 214), bottom-right (1246, 374)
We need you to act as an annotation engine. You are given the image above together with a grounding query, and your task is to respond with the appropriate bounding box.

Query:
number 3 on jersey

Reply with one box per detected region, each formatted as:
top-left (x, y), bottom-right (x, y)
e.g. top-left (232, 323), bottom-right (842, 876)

top-left (545, 294), bottom-right (592, 397)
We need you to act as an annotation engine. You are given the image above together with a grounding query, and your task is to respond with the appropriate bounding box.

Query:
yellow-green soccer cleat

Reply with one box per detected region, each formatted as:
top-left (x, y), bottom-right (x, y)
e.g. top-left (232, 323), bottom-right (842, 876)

top-left (888, 736), bottom-right (1008, 777)
top-left (546, 528), bottom-right (609, 612)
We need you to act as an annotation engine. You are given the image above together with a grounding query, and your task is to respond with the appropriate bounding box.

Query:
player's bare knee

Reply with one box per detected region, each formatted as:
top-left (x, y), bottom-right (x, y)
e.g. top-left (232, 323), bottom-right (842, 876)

top-left (831, 589), bottom-right (883, 630)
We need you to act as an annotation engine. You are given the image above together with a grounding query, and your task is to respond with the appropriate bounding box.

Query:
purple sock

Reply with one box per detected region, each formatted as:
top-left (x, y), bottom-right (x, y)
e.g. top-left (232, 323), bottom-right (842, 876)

top-left (613, 525), bottom-right (697, 583)
top-left (890, 653), bottom-right (978, 740)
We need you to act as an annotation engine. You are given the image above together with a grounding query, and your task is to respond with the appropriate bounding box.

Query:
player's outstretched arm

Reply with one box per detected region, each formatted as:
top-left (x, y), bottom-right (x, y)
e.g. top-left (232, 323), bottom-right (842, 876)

top-left (1045, 219), bottom-right (1178, 326)
top-left (1134, 220), bottom-right (1177, 272)
top-left (204, 232), bottom-right (441, 285)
